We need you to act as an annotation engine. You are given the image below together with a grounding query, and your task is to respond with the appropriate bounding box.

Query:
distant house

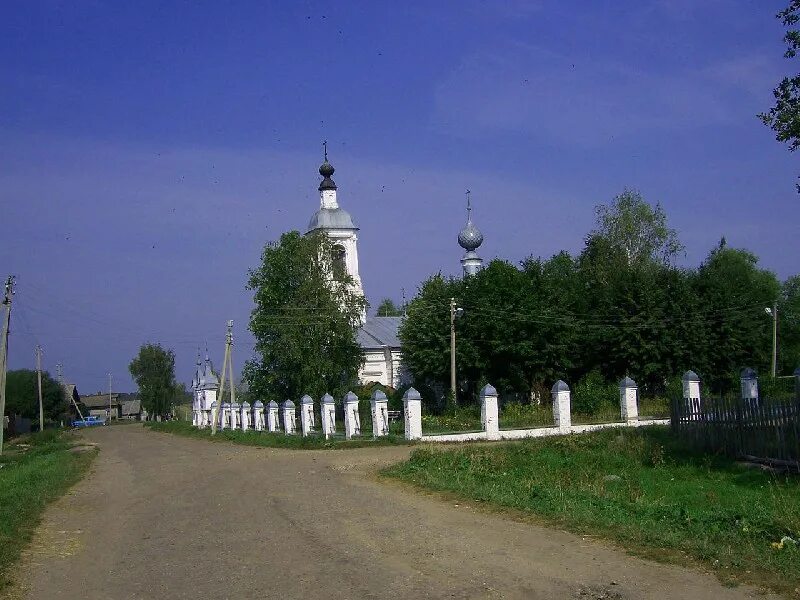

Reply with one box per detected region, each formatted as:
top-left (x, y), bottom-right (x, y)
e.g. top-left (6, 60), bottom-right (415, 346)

top-left (357, 316), bottom-right (407, 388)
top-left (79, 392), bottom-right (140, 421)
top-left (119, 395), bottom-right (142, 420)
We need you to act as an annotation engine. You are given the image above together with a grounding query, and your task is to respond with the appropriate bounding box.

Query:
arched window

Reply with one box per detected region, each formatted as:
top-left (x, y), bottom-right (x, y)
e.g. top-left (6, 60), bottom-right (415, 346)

top-left (331, 245), bottom-right (346, 280)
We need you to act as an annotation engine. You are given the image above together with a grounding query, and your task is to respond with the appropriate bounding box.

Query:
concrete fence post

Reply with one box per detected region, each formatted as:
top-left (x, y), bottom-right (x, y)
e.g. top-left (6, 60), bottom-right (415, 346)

top-left (253, 401), bottom-right (264, 432)
top-left (681, 370), bottom-right (701, 419)
top-left (321, 393), bottom-right (336, 439)
top-left (343, 391), bottom-right (360, 439)
top-left (740, 368), bottom-right (758, 407)
top-left (620, 377), bottom-right (638, 423)
top-left (267, 400), bottom-right (279, 432)
top-left (300, 395), bottom-right (314, 437)
top-left (370, 389), bottom-right (389, 437)
top-left (481, 384), bottom-right (499, 440)
top-left (795, 367), bottom-right (800, 400)
top-left (403, 387), bottom-right (423, 440)
top-left (220, 403), bottom-right (230, 430)
top-left (240, 401), bottom-right (250, 432)
top-left (230, 402), bottom-right (240, 430)
top-left (209, 402), bottom-right (217, 430)
top-left (282, 400), bottom-right (296, 435)
top-left (551, 380), bottom-right (571, 431)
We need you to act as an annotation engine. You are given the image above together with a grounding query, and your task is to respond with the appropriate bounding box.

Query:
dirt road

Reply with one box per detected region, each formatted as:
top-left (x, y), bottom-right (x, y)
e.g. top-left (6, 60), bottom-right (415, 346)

top-left (9, 425), bottom-right (777, 599)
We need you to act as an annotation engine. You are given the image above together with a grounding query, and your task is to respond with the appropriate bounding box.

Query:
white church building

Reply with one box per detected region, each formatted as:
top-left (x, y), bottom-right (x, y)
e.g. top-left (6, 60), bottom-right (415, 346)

top-left (307, 150), bottom-right (405, 388)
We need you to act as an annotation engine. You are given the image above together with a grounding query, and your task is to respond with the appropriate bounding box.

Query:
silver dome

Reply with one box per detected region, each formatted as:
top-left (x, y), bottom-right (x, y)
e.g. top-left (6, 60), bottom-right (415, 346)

top-left (458, 220), bottom-right (483, 251)
top-left (307, 207), bottom-right (358, 232)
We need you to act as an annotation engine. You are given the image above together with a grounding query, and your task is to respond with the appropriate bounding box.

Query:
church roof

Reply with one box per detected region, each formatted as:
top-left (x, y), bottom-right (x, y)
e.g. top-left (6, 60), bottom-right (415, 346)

top-left (307, 207), bottom-right (358, 232)
top-left (357, 316), bottom-right (402, 350)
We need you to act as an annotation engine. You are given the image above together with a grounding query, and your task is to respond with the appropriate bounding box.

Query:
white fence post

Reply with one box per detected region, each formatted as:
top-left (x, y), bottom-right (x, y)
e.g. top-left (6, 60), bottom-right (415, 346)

top-left (403, 387), bottom-right (423, 440)
top-left (481, 384), bottom-right (499, 440)
top-left (209, 402), bottom-right (217, 430)
top-left (267, 400), bottom-right (279, 432)
top-left (343, 391), bottom-right (360, 439)
top-left (300, 395), bottom-right (314, 436)
top-left (253, 401), bottom-right (264, 432)
top-left (240, 401), bottom-right (250, 432)
top-left (321, 393), bottom-right (336, 439)
top-left (795, 366), bottom-right (800, 399)
top-left (220, 403), bottom-right (230, 430)
top-left (370, 389), bottom-right (389, 437)
top-left (620, 377), bottom-right (638, 423)
top-left (551, 380), bottom-right (571, 431)
top-left (282, 400), bottom-right (296, 435)
top-left (740, 368), bottom-right (759, 407)
top-left (682, 370), bottom-right (701, 418)
top-left (230, 402), bottom-right (240, 430)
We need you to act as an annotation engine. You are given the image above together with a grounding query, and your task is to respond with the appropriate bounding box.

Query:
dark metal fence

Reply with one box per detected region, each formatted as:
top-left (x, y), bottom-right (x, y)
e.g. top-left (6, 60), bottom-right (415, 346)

top-left (670, 394), bottom-right (800, 468)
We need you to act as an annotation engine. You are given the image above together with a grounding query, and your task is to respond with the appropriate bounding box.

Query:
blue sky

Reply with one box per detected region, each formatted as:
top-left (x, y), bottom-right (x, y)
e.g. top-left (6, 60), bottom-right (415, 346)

top-left (1, 0), bottom-right (797, 393)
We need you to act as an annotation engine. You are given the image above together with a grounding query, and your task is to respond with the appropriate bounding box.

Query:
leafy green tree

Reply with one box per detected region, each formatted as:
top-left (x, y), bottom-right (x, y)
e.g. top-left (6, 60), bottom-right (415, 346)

top-left (779, 275), bottom-right (800, 373)
top-left (376, 298), bottom-right (403, 317)
top-left (244, 231), bottom-right (367, 402)
top-left (397, 274), bottom-right (460, 405)
top-left (589, 189), bottom-right (683, 269)
top-left (5, 369), bottom-right (65, 424)
top-left (693, 245), bottom-right (781, 391)
top-left (129, 343), bottom-right (177, 418)
top-left (760, 1), bottom-right (800, 190)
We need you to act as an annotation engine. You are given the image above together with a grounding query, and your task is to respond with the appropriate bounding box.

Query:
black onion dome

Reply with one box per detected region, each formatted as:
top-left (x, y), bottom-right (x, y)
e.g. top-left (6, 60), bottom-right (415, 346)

top-left (458, 220), bottom-right (483, 251)
top-left (318, 159), bottom-right (337, 191)
top-left (319, 160), bottom-right (335, 178)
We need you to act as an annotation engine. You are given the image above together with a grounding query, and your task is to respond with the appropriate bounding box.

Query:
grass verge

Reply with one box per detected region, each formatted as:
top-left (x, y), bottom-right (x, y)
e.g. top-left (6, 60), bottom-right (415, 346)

top-left (146, 420), bottom-right (410, 449)
top-left (382, 426), bottom-right (800, 597)
top-left (0, 430), bottom-right (95, 589)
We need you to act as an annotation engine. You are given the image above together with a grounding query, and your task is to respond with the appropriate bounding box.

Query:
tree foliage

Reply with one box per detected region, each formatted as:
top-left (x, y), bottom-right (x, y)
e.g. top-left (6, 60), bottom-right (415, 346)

top-left (399, 191), bottom-right (793, 406)
top-left (244, 231), bottom-right (367, 402)
top-left (376, 298), bottom-right (403, 317)
top-left (760, 1), bottom-right (800, 189)
top-left (129, 343), bottom-right (177, 418)
top-left (4, 369), bottom-right (65, 423)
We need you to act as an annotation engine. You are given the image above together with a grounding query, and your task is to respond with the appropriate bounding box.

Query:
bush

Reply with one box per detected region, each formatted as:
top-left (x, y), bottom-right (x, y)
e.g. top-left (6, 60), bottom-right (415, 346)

top-left (572, 370), bottom-right (617, 414)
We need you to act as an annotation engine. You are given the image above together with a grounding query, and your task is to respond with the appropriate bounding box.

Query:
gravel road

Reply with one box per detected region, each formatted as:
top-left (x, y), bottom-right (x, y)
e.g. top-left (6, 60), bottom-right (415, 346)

top-left (8, 425), bottom-right (778, 599)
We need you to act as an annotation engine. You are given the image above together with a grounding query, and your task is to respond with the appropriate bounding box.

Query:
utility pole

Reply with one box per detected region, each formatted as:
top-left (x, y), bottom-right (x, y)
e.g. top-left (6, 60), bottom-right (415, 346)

top-left (107, 372), bottom-right (113, 425)
top-left (0, 275), bottom-right (16, 455)
top-left (211, 320), bottom-right (234, 436)
top-left (765, 304), bottom-right (778, 378)
top-left (36, 345), bottom-right (44, 432)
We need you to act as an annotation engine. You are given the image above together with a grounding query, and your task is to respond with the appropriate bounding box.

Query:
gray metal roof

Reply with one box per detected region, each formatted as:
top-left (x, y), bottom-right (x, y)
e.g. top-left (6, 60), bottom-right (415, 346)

top-left (551, 380), bottom-right (569, 393)
top-left (480, 384), bottom-right (497, 397)
top-left (307, 207), bottom-right (357, 232)
top-left (343, 391), bottom-right (358, 403)
top-left (321, 393), bottom-right (334, 404)
top-left (403, 387), bottom-right (421, 401)
top-left (301, 394), bottom-right (313, 405)
top-left (370, 389), bottom-right (387, 402)
top-left (620, 376), bottom-right (637, 388)
top-left (740, 367), bottom-right (757, 379)
top-left (357, 316), bottom-right (402, 350)
top-left (682, 370), bottom-right (700, 382)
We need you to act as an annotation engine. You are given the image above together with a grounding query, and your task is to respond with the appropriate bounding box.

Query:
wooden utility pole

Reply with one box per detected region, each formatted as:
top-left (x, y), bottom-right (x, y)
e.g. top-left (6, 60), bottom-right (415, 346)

top-left (36, 344), bottom-right (44, 432)
top-left (771, 303), bottom-right (778, 379)
top-left (0, 276), bottom-right (16, 455)
top-left (107, 372), bottom-right (113, 424)
top-left (211, 320), bottom-right (234, 435)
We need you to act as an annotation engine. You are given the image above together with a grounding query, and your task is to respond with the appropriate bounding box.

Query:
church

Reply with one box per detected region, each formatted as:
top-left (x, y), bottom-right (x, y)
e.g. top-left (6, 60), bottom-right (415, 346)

top-left (306, 150), bottom-right (405, 388)
top-left (305, 148), bottom-right (485, 389)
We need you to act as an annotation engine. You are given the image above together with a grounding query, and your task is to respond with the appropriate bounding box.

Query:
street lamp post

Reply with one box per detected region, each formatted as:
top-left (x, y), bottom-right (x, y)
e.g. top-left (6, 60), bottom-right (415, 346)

top-left (765, 304), bottom-right (778, 378)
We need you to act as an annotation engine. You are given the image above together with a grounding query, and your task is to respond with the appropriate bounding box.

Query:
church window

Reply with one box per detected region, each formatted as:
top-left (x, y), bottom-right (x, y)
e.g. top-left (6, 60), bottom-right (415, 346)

top-left (331, 245), bottom-right (346, 280)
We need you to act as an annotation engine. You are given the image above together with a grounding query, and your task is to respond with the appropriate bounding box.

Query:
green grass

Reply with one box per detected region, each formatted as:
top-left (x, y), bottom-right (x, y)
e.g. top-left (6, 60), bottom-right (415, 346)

top-left (146, 420), bottom-right (409, 449)
top-left (0, 430), bottom-right (95, 589)
top-left (382, 426), bottom-right (800, 596)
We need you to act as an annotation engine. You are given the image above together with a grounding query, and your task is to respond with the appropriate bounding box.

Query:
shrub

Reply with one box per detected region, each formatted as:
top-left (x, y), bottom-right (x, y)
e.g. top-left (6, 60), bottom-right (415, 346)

top-left (572, 371), bottom-right (617, 414)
